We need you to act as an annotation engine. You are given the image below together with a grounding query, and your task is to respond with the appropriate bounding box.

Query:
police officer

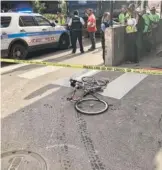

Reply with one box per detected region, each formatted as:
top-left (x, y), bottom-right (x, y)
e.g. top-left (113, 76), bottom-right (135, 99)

top-left (68, 10), bottom-right (85, 54)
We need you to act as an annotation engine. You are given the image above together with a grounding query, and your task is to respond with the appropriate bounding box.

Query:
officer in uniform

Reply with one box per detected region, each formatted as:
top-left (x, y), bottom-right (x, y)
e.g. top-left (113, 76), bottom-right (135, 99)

top-left (68, 10), bottom-right (85, 54)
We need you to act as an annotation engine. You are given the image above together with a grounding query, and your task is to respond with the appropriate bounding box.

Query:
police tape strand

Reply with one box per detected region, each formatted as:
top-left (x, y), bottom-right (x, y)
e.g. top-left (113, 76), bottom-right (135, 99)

top-left (1, 58), bottom-right (162, 75)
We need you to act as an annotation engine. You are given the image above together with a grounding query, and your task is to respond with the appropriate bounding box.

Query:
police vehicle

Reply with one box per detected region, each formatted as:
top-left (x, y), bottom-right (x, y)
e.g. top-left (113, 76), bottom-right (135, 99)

top-left (1, 12), bottom-right (70, 59)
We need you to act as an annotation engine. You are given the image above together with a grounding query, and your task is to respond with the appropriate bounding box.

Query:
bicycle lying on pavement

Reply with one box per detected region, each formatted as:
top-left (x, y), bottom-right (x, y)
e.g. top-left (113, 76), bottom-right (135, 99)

top-left (67, 76), bottom-right (109, 115)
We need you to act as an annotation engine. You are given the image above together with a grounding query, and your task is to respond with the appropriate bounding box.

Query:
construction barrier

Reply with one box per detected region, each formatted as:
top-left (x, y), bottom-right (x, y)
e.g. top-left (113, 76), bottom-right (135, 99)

top-left (1, 58), bottom-right (162, 75)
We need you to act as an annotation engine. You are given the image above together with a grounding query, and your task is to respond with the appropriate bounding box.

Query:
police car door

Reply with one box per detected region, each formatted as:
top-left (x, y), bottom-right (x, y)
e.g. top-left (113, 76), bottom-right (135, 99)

top-left (48, 21), bottom-right (66, 43)
top-left (19, 15), bottom-right (42, 46)
top-left (33, 15), bottom-right (55, 45)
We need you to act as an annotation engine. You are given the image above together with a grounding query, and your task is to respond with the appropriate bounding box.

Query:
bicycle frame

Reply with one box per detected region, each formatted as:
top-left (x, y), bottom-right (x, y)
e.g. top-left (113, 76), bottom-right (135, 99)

top-left (67, 77), bottom-right (109, 102)
top-left (67, 84), bottom-right (102, 102)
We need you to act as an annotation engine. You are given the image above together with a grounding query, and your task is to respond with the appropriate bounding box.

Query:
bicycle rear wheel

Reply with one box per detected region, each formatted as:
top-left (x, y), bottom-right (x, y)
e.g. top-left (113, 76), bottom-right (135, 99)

top-left (75, 98), bottom-right (108, 115)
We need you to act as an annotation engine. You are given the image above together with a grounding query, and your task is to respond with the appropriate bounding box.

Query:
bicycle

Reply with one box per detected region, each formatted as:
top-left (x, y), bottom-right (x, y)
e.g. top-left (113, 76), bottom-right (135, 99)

top-left (67, 76), bottom-right (109, 115)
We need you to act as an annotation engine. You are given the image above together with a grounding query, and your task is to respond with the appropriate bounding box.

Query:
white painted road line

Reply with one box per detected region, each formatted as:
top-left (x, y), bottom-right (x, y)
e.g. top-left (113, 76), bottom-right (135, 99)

top-left (76, 70), bottom-right (101, 81)
top-left (101, 72), bottom-right (148, 99)
top-left (1, 59), bottom-right (43, 74)
top-left (18, 66), bottom-right (62, 79)
top-left (53, 70), bottom-right (101, 87)
top-left (1, 63), bottom-right (28, 74)
top-left (1, 42), bottom-right (102, 75)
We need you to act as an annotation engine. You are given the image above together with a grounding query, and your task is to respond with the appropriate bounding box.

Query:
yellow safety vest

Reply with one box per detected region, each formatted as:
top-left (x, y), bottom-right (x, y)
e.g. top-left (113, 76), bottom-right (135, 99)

top-left (126, 25), bottom-right (137, 33)
top-left (58, 17), bottom-right (65, 25)
top-left (126, 17), bottom-right (137, 33)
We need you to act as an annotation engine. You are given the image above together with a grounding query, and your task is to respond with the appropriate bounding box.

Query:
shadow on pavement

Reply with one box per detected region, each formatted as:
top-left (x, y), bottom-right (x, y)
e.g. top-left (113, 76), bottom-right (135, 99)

top-left (24, 84), bottom-right (60, 100)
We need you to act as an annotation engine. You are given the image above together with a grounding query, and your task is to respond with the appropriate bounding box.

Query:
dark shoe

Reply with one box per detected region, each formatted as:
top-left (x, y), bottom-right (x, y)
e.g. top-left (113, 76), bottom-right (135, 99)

top-left (81, 51), bottom-right (84, 54)
top-left (88, 48), bottom-right (95, 51)
top-left (72, 51), bottom-right (76, 54)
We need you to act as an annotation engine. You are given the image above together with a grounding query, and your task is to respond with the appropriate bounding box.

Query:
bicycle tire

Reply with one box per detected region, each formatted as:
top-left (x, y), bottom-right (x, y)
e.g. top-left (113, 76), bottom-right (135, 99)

top-left (96, 79), bottom-right (109, 86)
top-left (75, 98), bottom-right (109, 115)
top-left (82, 76), bottom-right (108, 87)
top-left (82, 76), bottom-right (94, 83)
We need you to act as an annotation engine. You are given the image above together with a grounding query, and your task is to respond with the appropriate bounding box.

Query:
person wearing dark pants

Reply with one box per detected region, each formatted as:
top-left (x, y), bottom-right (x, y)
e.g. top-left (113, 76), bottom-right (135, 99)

top-left (101, 12), bottom-right (111, 62)
top-left (66, 13), bottom-right (73, 48)
top-left (68, 10), bottom-right (85, 54)
top-left (71, 31), bottom-right (83, 53)
top-left (86, 9), bottom-right (97, 51)
top-left (135, 11), bottom-right (145, 62)
top-left (125, 33), bottom-right (137, 63)
top-left (148, 7), bottom-right (160, 50)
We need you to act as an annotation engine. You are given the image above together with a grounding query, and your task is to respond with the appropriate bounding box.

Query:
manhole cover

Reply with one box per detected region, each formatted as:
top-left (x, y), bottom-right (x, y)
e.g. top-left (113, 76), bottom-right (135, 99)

top-left (1, 150), bottom-right (47, 170)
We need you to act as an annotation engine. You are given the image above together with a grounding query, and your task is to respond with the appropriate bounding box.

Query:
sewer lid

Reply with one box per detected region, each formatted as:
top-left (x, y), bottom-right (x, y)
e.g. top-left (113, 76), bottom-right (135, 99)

top-left (1, 150), bottom-right (47, 170)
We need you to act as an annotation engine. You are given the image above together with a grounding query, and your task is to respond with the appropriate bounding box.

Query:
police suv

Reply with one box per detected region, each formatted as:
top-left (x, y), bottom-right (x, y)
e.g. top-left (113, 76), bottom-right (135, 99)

top-left (1, 12), bottom-right (70, 59)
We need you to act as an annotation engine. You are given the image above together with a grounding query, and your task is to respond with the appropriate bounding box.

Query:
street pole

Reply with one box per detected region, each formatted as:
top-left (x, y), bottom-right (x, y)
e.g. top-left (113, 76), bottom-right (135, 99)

top-left (110, 0), bottom-right (114, 27)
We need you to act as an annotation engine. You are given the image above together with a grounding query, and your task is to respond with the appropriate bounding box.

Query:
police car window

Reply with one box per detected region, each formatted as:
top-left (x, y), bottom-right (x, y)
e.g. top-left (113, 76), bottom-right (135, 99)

top-left (1, 17), bottom-right (11, 28)
top-left (34, 16), bottom-right (51, 26)
top-left (19, 16), bottom-right (37, 27)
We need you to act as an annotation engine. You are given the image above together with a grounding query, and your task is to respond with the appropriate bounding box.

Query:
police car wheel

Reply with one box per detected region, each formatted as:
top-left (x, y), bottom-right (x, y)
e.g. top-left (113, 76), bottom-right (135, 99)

top-left (10, 44), bottom-right (28, 60)
top-left (59, 34), bottom-right (70, 50)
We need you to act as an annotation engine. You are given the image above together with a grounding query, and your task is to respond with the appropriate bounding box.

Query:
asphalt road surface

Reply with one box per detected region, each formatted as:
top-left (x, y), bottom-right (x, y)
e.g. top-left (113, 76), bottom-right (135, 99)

top-left (1, 41), bottom-right (162, 170)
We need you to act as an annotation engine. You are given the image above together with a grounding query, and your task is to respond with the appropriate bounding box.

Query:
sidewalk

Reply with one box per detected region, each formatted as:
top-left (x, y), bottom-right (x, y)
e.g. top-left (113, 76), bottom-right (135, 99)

top-left (121, 44), bottom-right (162, 70)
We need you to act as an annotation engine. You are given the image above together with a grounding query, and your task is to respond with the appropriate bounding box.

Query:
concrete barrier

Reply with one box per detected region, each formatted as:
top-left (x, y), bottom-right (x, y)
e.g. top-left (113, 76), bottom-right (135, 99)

top-left (104, 25), bottom-right (125, 66)
top-left (104, 19), bottom-right (162, 66)
top-left (156, 19), bottom-right (162, 45)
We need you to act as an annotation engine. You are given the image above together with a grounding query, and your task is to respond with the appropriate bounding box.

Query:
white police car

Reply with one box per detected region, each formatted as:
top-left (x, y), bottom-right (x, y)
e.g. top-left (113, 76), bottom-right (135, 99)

top-left (1, 12), bottom-right (70, 59)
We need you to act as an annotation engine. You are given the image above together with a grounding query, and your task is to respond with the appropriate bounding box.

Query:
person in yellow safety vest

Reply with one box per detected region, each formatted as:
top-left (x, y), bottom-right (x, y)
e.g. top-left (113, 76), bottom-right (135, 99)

top-left (125, 6), bottom-right (138, 63)
top-left (125, 7), bottom-right (137, 34)
top-left (56, 12), bottom-right (65, 25)
top-left (118, 6), bottom-right (127, 24)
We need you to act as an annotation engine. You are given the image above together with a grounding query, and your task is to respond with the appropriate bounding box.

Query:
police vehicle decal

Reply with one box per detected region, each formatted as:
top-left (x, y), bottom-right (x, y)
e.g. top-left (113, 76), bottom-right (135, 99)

top-left (4, 30), bottom-right (69, 39)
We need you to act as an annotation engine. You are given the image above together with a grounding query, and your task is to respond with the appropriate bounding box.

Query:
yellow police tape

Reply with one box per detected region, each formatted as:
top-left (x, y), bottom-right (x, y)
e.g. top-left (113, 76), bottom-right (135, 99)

top-left (1, 58), bottom-right (162, 75)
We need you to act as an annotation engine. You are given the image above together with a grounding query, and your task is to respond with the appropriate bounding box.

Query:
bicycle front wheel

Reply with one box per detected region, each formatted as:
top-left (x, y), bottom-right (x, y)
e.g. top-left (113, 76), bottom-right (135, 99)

top-left (75, 98), bottom-right (108, 115)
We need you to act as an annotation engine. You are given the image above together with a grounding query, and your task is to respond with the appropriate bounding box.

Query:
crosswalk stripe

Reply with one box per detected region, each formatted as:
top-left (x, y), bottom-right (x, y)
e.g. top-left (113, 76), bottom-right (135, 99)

top-left (101, 72), bottom-right (148, 99)
top-left (76, 70), bottom-right (100, 81)
top-left (1, 42), bottom-right (102, 75)
top-left (1, 63), bottom-right (28, 74)
top-left (54, 71), bottom-right (148, 100)
top-left (18, 66), bottom-right (62, 79)
top-left (53, 70), bottom-right (100, 87)
top-left (0, 59), bottom-right (44, 74)
top-left (0, 50), bottom-right (71, 75)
